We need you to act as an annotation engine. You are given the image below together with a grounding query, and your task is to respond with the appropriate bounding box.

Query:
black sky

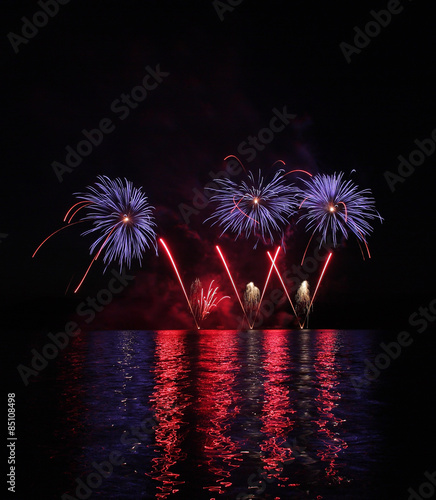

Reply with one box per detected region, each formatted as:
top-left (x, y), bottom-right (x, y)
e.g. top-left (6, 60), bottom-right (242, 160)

top-left (1, 0), bottom-right (435, 330)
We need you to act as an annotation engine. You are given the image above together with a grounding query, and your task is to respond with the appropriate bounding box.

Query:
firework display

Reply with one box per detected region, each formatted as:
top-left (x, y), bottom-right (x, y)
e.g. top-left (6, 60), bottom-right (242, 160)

top-left (75, 176), bottom-right (157, 269)
top-left (32, 164), bottom-right (380, 328)
top-left (297, 172), bottom-right (382, 260)
top-left (33, 175), bottom-right (157, 292)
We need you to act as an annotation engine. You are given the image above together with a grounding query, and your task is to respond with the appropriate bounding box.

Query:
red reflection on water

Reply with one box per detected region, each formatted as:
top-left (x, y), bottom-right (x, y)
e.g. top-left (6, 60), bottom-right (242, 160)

top-left (57, 333), bottom-right (88, 439)
top-left (314, 330), bottom-right (348, 484)
top-left (149, 331), bottom-right (191, 499)
top-left (196, 330), bottom-right (242, 495)
top-left (260, 330), bottom-right (295, 484)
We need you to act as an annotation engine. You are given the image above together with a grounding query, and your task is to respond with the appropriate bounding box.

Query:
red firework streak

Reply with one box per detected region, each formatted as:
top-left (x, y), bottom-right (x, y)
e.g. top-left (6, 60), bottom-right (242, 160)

top-left (216, 245), bottom-right (252, 328)
top-left (32, 200), bottom-right (113, 293)
top-left (252, 246), bottom-right (281, 329)
top-left (215, 246), bottom-right (281, 329)
top-left (271, 159), bottom-right (313, 179)
top-left (160, 238), bottom-right (200, 330)
top-left (214, 246), bottom-right (281, 329)
top-left (73, 223), bottom-right (123, 293)
top-left (266, 251), bottom-right (303, 330)
top-left (303, 252), bottom-right (333, 327)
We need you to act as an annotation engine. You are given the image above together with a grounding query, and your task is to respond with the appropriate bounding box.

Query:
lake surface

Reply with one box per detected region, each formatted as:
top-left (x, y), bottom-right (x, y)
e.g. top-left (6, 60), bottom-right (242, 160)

top-left (15, 329), bottom-right (435, 499)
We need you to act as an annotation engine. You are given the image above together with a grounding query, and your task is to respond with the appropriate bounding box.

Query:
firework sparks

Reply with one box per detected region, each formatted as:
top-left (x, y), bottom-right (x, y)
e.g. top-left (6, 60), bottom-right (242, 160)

top-left (33, 175), bottom-right (157, 292)
top-left (244, 281), bottom-right (260, 328)
top-left (190, 279), bottom-right (229, 326)
top-left (244, 282), bottom-right (260, 311)
top-left (297, 172), bottom-right (382, 260)
top-left (296, 280), bottom-right (311, 328)
top-left (206, 169), bottom-right (299, 247)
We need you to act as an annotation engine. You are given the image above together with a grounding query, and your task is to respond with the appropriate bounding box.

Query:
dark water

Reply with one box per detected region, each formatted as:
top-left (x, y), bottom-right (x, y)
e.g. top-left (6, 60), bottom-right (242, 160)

top-left (13, 329), bottom-right (436, 499)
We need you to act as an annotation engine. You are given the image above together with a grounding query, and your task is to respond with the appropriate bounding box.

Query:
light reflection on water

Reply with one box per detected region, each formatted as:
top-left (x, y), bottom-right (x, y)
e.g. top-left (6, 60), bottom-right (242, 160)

top-left (259, 330), bottom-right (294, 483)
top-left (196, 331), bottom-right (242, 495)
top-left (313, 330), bottom-right (348, 485)
top-left (30, 329), bottom-right (389, 499)
top-left (149, 331), bottom-right (191, 498)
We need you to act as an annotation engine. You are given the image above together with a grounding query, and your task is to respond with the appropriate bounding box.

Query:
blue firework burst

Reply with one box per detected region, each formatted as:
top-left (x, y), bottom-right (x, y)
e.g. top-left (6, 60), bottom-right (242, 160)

top-left (297, 172), bottom-right (382, 253)
top-left (76, 175), bottom-right (157, 269)
top-left (205, 169), bottom-right (299, 247)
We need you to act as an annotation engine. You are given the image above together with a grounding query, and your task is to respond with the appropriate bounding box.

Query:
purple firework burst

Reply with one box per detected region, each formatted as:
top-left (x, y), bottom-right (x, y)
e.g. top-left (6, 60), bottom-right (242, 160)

top-left (205, 169), bottom-right (299, 247)
top-left (76, 175), bottom-right (157, 270)
top-left (298, 171), bottom-right (382, 254)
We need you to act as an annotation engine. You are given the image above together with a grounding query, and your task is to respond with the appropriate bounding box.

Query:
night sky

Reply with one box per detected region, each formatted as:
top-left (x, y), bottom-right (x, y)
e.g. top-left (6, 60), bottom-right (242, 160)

top-left (2, 0), bottom-right (435, 330)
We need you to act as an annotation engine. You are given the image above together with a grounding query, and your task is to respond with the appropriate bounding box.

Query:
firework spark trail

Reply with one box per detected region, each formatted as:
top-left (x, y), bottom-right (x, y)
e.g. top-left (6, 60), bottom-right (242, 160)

top-left (297, 172), bottom-right (382, 260)
top-left (65, 201), bottom-right (93, 224)
top-left (74, 223), bottom-right (122, 293)
top-left (230, 196), bottom-right (244, 214)
top-left (33, 202), bottom-right (90, 258)
top-left (355, 228), bottom-right (371, 259)
top-left (32, 220), bottom-right (84, 258)
top-left (160, 238), bottom-right (200, 330)
top-left (64, 275), bottom-right (75, 295)
top-left (300, 230), bottom-right (318, 266)
top-left (266, 251), bottom-right (302, 329)
top-left (282, 169), bottom-right (313, 178)
top-left (216, 245), bottom-right (251, 328)
top-left (303, 252), bottom-right (333, 327)
top-left (337, 201), bottom-right (347, 222)
top-left (271, 159), bottom-right (286, 168)
top-left (223, 155), bottom-right (247, 174)
top-left (63, 200), bottom-right (92, 222)
top-left (298, 197), bottom-right (309, 209)
top-left (252, 246), bottom-right (281, 328)
top-left (232, 196), bottom-right (260, 225)
top-left (63, 200), bottom-right (90, 222)
top-left (270, 159), bottom-right (313, 179)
